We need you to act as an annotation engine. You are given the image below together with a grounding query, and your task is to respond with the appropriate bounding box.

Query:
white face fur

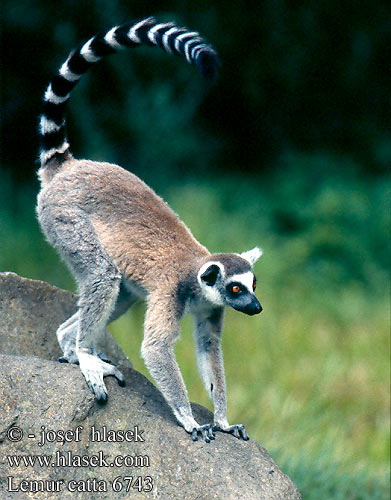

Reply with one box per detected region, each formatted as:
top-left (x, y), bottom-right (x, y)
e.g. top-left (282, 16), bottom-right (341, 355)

top-left (197, 261), bottom-right (226, 306)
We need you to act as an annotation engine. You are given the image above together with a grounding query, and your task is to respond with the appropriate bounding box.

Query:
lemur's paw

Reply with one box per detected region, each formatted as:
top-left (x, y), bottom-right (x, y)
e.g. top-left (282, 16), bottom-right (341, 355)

top-left (95, 353), bottom-right (124, 385)
top-left (190, 423), bottom-right (215, 443)
top-left (79, 353), bottom-right (125, 403)
top-left (213, 423), bottom-right (249, 440)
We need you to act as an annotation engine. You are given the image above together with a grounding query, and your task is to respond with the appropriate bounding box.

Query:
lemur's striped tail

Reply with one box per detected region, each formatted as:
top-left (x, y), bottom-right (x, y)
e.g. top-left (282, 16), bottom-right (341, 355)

top-left (39, 17), bottom-right (218, 167)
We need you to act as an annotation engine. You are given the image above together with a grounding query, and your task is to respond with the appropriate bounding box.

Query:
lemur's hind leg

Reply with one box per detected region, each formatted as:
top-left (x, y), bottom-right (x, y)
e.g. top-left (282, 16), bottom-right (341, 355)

top-left (96, 282), bottom-right (139, 364)
top-left (76, 257), bottom-right (126, 401)
top-left (57, 281), bottom-right (137, 364)
top-left (42, 209), bottom-right (125, 401)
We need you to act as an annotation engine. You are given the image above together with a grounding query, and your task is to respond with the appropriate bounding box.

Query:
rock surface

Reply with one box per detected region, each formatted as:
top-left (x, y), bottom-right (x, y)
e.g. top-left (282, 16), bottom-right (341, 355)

top-left (0, 273), bottom-right (301, 499)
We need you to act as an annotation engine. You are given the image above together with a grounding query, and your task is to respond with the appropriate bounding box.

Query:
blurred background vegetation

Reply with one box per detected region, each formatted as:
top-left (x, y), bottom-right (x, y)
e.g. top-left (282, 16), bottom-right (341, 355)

top-left (1, 1), bottom-right (390, 498)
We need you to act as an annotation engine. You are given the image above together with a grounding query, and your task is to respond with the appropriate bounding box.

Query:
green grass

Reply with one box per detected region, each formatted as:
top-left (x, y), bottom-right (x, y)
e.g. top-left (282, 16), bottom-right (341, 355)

top-left (0, 152), bottom-right (389, 499)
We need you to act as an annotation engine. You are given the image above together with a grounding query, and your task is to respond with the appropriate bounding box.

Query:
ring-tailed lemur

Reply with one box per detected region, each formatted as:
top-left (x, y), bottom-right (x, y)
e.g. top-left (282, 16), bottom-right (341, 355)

top-left (37, 17), bottom-right (263, 443)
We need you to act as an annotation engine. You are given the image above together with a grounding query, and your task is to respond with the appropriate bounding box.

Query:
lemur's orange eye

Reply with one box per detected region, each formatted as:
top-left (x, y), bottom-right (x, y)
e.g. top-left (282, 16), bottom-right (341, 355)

top-left (253, 279), bottom-right (256, 291)
top-left (232, 285), bottom-right (240, 293)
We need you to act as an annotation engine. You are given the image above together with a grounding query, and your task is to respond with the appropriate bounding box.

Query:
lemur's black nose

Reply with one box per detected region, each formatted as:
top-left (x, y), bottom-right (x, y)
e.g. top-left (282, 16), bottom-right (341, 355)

top-left (244, 297), bottom-right (262, 315)
top-left (254, 301), bottom-right (263, 314)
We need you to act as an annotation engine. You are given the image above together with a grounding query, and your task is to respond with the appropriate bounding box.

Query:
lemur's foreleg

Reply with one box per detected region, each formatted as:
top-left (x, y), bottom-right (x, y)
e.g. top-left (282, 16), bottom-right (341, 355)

top-left (141, 293), bottom-right (215, 442)
top-left (193, 308), bottom-right (249, 440)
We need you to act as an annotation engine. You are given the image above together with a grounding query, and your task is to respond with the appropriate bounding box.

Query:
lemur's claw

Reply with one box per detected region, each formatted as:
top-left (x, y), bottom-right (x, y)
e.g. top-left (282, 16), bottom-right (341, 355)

top-left (213, 423), bottom-right (249, 440)
top-left (191, 424), bottom-right (215, 443)
top-left (97, 352), bottom-right (112, 364)
top-left (87, 380), bottom-right (108, 404)
top-left (95, 392), bottom-right (108, 405)
top-left (58, 355), bottom-right (79, 365)
top-left (236, 424), bottom-right (249, 440)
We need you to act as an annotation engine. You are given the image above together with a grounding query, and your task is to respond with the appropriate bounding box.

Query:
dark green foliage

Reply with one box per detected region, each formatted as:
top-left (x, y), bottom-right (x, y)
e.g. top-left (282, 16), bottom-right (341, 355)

top-left (2, 0), bottom-right (390, 181)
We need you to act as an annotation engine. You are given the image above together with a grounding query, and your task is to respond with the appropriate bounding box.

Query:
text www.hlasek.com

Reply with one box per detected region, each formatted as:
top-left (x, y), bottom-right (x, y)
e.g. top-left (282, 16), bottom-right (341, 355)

top-left (7, 450), bottom-right (150, 468)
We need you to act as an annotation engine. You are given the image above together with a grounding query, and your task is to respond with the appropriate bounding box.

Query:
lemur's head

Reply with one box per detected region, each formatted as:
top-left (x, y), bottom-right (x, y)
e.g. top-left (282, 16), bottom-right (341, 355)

top-left (197, 248), bottom-right (262, 315)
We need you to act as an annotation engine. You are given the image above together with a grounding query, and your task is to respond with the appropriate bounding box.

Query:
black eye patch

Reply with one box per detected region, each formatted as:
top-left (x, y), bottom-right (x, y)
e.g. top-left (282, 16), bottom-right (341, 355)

top-left (227, 282), bottom-right (246, 297)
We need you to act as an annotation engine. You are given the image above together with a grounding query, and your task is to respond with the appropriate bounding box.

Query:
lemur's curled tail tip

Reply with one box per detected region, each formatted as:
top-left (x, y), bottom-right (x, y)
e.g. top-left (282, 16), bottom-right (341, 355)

top-left (195, 50), bottom-right (220, 81)
top-left (38, 17), bottom-right (218, 168)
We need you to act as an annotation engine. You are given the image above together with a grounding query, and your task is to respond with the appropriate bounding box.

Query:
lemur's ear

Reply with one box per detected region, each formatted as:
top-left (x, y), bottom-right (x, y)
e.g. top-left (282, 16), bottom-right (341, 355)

top-left (200, 264), bottom-right (221, 286)
top-left (240, 247), bottom-right (263, 266)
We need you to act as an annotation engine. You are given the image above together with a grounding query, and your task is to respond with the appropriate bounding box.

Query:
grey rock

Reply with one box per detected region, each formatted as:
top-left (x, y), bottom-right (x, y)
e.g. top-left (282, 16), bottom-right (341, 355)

top-left (0, 273), bottom-right (301, 499)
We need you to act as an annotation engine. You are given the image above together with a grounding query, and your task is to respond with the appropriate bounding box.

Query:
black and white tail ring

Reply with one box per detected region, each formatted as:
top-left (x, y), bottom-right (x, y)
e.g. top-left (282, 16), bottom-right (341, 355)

top-left (39, 17), bottom-right (219, 166)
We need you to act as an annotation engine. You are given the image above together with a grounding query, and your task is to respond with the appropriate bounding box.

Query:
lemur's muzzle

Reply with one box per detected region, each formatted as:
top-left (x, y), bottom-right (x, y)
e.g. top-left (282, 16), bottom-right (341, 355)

top-left (231, 295), bottom-right (262, 316)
